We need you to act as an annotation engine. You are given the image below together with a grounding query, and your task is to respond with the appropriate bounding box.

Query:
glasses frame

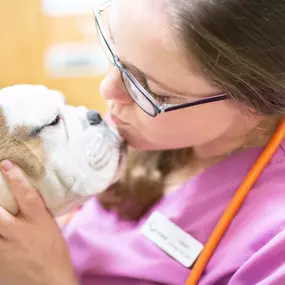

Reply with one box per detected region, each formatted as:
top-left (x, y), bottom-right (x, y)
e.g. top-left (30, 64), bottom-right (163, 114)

top-left (93, 0), bottom-right (229, 117)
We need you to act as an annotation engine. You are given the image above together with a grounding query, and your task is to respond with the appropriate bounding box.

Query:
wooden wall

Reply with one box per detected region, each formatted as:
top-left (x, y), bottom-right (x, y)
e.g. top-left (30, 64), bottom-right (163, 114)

top-left (0, 0), bottom-right (108, 114)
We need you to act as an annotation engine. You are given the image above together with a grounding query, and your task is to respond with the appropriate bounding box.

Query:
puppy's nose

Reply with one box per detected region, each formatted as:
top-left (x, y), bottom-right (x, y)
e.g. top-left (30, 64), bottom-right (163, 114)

top-left (87, 110), bottom-right (102, 125)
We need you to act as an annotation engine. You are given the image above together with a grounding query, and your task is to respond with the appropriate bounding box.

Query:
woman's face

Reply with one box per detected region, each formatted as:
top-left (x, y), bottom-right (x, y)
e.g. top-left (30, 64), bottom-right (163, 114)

top-left (100, 0), bottom-right (261, 152)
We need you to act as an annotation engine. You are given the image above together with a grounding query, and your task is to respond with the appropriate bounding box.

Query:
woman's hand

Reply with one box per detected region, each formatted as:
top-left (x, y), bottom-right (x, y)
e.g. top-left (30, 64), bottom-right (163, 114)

top-left (0, 160), bottom-right (79, 285)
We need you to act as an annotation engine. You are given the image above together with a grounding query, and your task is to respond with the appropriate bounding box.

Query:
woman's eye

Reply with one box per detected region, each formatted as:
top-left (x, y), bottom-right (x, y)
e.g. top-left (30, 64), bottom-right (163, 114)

top-left (47, 115), bottom-right (61, 127)
top-left (141, 84), bottom-right (168, 104)
top-left (152, 94), bottom-right (169, 104)
top-left (144, 85), bottom-right (183, 105)
top-left (141, 81), bottom-right (188, 105)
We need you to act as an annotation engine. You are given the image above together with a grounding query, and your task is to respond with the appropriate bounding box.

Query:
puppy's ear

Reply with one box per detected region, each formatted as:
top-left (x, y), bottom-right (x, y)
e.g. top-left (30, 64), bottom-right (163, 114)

top-left (0, 109), bottom-right (46, 215)
top-left (0, 141), bottom-right (46, 215)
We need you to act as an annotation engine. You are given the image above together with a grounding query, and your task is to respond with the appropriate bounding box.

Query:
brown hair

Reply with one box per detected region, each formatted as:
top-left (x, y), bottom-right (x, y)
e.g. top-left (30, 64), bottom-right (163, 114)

top-left (97, 0), bottom-right (285, 221)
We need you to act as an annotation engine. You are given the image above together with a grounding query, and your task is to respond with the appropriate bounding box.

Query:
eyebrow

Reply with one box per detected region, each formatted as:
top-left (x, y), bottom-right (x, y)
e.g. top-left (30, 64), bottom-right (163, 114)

top-left (107, 22), bottom-right (198, 97)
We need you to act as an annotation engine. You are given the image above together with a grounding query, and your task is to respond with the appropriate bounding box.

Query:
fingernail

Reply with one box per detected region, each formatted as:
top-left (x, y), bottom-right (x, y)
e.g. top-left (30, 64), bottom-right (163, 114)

top-left (1, 160), bottom-right (14, 172)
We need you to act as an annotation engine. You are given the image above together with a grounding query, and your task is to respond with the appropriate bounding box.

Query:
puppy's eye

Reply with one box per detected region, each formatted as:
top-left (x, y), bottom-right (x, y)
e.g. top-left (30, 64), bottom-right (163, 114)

top-left (30, 115), bottom-right (61, 137)
top-left (47, 115), bottom-right (60, 127)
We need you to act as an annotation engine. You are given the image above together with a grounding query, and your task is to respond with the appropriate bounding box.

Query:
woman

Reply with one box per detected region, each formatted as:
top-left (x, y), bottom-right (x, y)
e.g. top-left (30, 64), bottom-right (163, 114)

top-left (0, 0), bottom-right (285, 284)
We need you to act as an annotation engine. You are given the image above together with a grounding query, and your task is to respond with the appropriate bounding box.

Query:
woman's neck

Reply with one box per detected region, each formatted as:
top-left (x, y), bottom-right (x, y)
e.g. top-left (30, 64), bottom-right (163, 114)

top-left (164, 116), bottom-right (281, 194)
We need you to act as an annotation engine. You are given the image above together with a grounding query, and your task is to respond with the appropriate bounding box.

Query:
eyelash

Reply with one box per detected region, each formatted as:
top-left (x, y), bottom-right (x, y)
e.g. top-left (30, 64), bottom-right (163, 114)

top-left (48, 115), bottom-right (61, 126)
top-left (31, 115), bottom-right (61, 136)
top-left (142, 82), bottom-right (170, 105)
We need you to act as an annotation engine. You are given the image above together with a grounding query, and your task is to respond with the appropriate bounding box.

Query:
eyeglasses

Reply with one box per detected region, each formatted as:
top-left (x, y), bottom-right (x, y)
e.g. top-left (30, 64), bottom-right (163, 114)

top-left (93, 0), bottom-right (229, 117)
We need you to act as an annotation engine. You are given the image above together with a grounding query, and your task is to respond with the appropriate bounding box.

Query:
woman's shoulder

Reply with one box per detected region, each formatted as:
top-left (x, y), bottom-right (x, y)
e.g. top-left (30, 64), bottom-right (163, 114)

top-left (194, 141), bottom-right (285, 284)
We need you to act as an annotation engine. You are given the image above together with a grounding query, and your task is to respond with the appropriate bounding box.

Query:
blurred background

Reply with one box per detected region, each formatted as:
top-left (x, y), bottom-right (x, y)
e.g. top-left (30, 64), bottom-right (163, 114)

top-left (0, 0), bottom-right (109, 114)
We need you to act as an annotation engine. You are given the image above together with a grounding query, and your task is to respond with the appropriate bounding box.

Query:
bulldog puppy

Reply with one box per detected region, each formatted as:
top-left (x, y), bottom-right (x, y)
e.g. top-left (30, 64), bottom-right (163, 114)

top-left (0, 85), bottom-right (121, 216)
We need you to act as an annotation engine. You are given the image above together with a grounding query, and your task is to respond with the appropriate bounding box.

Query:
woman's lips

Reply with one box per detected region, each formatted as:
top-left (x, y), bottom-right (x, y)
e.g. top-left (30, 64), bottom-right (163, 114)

top-left (110, 114), bottom-right (128, 126)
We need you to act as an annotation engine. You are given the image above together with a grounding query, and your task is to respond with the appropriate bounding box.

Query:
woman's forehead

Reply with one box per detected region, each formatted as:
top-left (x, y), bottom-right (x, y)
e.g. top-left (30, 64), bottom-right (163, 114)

top-left (111, 0), bottom-right (176, 51)
top-left (110, 0), bottom-right (219, 96)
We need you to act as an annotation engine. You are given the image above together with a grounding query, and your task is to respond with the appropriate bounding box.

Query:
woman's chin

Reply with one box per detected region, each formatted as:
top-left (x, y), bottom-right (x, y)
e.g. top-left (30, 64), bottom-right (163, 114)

top-left (125, 138), bottom-right (175, 151)
top-left (122, 134), bottom-right (154, 150)
top-left (117, 125), bottom-right (179, 151)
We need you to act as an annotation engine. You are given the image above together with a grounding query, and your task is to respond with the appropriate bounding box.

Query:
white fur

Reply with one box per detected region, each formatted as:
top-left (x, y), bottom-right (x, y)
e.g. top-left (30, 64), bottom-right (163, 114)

top-left (0, 85), bottom-right (121, 216)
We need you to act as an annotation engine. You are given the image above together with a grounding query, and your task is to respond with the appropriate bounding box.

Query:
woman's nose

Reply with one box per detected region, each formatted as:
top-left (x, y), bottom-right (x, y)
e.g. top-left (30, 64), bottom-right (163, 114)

top-left (100, 67), bottom-right (133, 104)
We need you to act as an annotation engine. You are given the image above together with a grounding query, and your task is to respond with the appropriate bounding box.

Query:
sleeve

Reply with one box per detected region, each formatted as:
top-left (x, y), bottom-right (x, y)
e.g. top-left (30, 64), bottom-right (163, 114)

top-left (228, 229), bottom-right (285, 285)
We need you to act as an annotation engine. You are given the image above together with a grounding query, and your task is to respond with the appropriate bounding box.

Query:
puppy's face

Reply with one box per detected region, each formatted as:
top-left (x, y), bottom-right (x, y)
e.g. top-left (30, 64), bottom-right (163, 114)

top-left (0, 85), bottom-right (121, 216)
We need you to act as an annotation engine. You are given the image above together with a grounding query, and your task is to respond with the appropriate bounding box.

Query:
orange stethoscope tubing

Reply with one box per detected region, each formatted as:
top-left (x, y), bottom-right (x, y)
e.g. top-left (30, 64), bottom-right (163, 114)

top-left (186, 117), bottom-right (285, 285)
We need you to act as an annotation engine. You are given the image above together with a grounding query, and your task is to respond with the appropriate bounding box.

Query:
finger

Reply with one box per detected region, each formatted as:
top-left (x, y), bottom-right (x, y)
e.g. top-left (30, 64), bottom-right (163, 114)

top-left (0, 160), bottom-right (47, 221)
top-left (0, 206), bottom-right (18, 239)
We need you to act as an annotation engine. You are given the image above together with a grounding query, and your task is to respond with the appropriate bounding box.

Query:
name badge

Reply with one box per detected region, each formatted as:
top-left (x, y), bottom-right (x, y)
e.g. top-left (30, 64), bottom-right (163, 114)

top-left (141, 211), bottom-right (204, 268)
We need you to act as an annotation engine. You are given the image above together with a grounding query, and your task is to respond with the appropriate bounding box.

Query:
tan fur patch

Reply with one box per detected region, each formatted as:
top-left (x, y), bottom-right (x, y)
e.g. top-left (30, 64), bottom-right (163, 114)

top-left (0, 109), bottom-right (45, 179)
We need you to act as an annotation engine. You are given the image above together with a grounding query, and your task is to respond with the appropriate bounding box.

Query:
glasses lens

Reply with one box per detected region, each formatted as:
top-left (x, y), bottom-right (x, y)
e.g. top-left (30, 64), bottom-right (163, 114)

top-left (95, 10), bottom-right (114, 64)
top-left (121, 71), bottom-right (157, 116)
